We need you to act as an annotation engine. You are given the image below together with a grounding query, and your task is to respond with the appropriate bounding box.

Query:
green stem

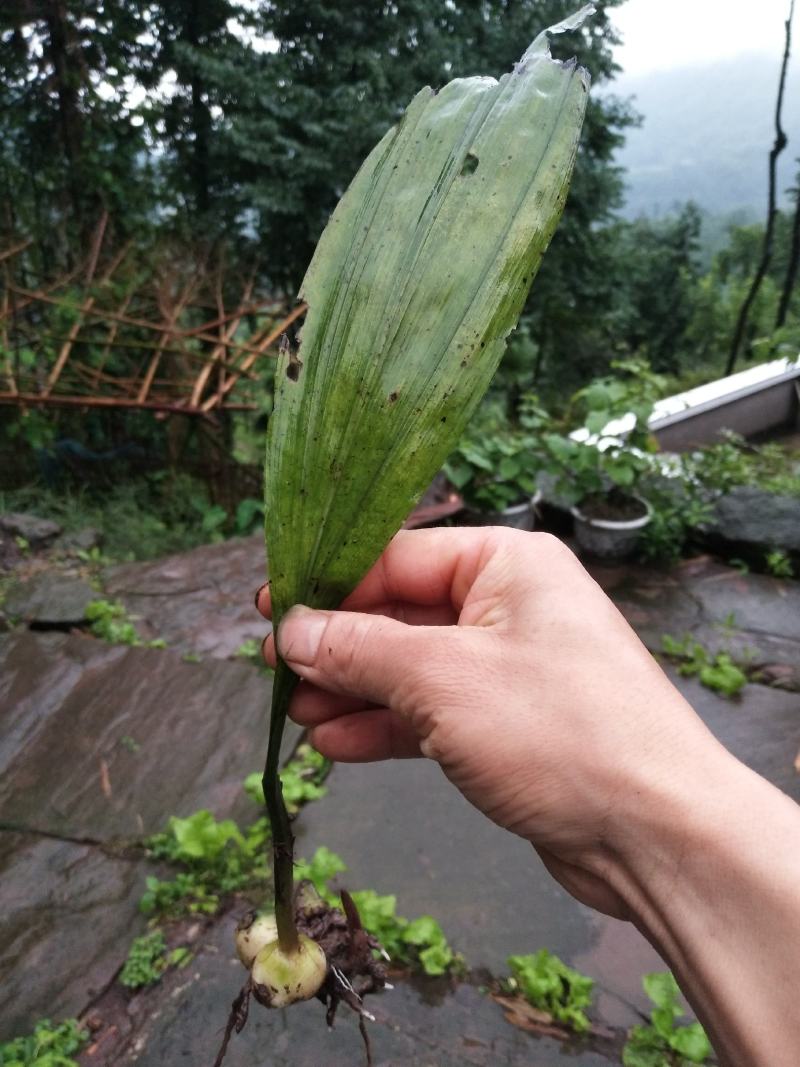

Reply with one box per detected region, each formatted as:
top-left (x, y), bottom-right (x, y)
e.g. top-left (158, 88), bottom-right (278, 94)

top-left (262, 657), bottom-right (300, 953)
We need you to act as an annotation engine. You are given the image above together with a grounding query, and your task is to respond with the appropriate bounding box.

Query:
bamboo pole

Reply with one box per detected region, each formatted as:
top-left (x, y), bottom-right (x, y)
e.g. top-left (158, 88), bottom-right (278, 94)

top-left (5, 285), bottom-right (281, 361)
top-left (89, 289), bottom-right (133, 388)
top-left (1, 264), bottom-right (16, 395)
top-left (0, 238), bottom-right (32, 264)
top-left (137, 275), bottom-right (198, 404)
top-left (200, 303), bottom-right (307, 412)
top-left (190, 275), bottom-right (255, 407)
top-left (41, 219), bottom-right (119, 397)
top-left (0, 391), bottom-right (257, 413)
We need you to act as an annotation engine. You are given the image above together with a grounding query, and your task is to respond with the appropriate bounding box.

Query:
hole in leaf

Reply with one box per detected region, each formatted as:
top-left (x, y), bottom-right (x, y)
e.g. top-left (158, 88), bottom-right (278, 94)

top-left (460, 152), bottom-right (479, 176)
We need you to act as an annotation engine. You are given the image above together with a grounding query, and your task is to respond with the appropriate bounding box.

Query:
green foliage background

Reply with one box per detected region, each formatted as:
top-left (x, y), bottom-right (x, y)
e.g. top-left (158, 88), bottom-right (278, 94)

top-left (1, 0), bottom-right (798, 509)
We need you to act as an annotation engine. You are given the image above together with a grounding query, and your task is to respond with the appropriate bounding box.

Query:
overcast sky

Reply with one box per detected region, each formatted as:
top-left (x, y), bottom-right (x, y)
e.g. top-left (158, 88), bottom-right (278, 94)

top-left (612, 0), bottom-right (796, 75)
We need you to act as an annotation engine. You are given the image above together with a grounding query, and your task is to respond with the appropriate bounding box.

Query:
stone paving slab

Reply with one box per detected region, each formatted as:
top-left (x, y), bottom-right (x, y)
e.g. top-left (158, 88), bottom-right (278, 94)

top-left (104, 536), bottom-right (268, 659)
top-left (0, 631), bottom-right (296, 841)
top-left (671, 672), bottom-right (800, 801)
top-left (595, 555), bottom-right (800, 686)
top-left (92, 916), bottom-right (619, 1067)
top-left (0, 830), bottom-right (144, 1042)
top-left (4, 572), bottom-right (97, 626)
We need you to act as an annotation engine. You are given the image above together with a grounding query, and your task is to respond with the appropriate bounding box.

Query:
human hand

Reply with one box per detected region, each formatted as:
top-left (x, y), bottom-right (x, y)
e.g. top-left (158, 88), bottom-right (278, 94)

top-left (257, 527), bottom-right (800, 1064)
top-left (256, 527), bottom-right (723, 919)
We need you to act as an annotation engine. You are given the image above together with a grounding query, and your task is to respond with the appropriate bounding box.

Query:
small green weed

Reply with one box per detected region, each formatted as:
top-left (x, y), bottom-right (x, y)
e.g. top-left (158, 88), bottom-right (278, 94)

top-left (765, 549), bottom-right (794, 579)
top-left (182, 651), bottom-right (203, 663)
top-left (623, 972), bottom-right (711, 1065)
top-left (85, 599), bottom-right (164, 649)
top-left (0, 1017), bottom-right (89, 1066)
top-left (294, 847), bottom-right (460, 977)
top-left (661, 633), bottom-right (747, 697)
top-left (119, 931), bottom-right (167, 988)
top-left (75, 546), bottom-right (112, 567)
top-left (244, 744), bottom-right (330, 814)
top-left (234, 638), bottom-right (261, 661)
top-left (233, 637), bottom-right (274, 675)
top-left (506, 949), bottom-right (594, 1033)
top-left (142, 810), bottom-right (269, 919)
top-left (119, 931), bottom-right (192, 990)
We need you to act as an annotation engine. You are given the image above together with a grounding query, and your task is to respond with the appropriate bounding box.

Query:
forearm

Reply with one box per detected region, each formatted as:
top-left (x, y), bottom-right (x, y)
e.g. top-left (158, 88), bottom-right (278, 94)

top-left (610, 744), bottom-right (800, 1066)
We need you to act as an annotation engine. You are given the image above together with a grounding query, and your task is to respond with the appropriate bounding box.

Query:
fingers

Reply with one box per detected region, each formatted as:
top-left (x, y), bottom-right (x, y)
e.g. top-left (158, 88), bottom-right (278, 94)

top-left (276, 604), bottom-right (454, 709)
top-left (259, 597), bottom-right (454, 670)
top-left (257, 585), bottom-right (456, 628)
top-left (290, 680), bottom-right (376, 726)
top-left (310, 708), bottom-right (422, 762)
top-left (255, 526), bottom-right (508, 621)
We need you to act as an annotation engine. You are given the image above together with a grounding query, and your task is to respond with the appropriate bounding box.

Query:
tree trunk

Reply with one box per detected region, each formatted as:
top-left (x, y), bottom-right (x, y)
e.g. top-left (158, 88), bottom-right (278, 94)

top-left (775, 164), bottom-right (800, 329)
top-left (726, 0), bottom-right (794, 375)
top-left (185, 1), bottom-right (212, 215)
top-left (43, 0), bottom-right (86, 233)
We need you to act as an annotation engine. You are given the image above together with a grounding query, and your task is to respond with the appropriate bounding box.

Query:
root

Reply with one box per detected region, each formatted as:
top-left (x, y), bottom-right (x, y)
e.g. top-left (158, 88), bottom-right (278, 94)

top-left (212, 884), bottom-right (386, 1067)
top-left (212, 980), bottom-right (251, 1067)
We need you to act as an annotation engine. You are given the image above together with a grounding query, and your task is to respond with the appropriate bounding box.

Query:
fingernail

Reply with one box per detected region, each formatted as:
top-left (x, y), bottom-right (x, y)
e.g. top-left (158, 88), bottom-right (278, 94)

top-left (278, 606), bottom-right (326, 667)
top-left (254, 581), bottom-right (268, 611)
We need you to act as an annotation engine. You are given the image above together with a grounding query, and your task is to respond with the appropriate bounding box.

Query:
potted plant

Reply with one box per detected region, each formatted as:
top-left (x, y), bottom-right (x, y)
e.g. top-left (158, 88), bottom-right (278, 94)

top-left (543, 360), bottom-right (664, 558)
top-left (444, 429), bottom-right (543, 530)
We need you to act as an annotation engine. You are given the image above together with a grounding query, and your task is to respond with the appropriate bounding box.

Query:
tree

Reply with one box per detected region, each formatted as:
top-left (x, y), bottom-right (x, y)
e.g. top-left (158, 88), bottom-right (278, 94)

top-left (0, 1), bottom-right (152, 263)
top-left (137, 0), bottom-right (250, 224)
top-left (613, 205), bottom-right (701, 374)
top-left (205, 0), bottom-right (635, 302)
top-left (726, 0), bottom-right (794, 374)
top-left (776, 161), bottom-right (800, 328)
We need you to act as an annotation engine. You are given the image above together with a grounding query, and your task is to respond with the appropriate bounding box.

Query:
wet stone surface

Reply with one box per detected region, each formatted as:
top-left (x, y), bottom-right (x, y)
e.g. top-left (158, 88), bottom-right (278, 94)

top-left (0, 511), bottom-right (62, 546)
top-left (1, 539), bottom-right (798, 1061)
top-left (0, 630), bottom-right (294, 840)
top-left (705, 485), bottom-right (800, 554)
top-left (86, 915), bottom-right (619, 1067)
top-left (4, 572), bottom-right (96, 626)
top-left (593, 555), bottom-right (800, 688)
top-left (104, 535), bottom-right (268, 659)
top-left (0, 830), bottom-right (143, 1041)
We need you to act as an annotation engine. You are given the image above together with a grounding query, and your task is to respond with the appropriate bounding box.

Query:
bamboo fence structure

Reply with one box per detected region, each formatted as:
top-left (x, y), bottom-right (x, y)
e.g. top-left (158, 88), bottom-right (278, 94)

top-left (0, 219), bottom-right (304, 418)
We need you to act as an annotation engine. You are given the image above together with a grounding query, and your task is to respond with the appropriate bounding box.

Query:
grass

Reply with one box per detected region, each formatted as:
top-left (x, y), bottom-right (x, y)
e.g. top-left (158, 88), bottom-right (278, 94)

top-left (0, 1018), bottom-right (89, 1066)
top-left (0, 473), bottom-right (254, 562)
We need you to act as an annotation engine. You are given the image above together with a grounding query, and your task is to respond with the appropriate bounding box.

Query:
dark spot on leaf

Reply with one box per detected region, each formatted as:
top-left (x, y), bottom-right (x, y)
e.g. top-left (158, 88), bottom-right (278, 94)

top-left (460, 359), bottom-right (467, 368)
top-left (460, 152), bottom-right (479, 176)
top-left (388, 391), bottom-right (398, 403)
top-left (440, 416), bottom-right (447, 423)
top-left (286, 360), bottom-right (301, 381)
top-left (480, 341), bottom-right (485, 348)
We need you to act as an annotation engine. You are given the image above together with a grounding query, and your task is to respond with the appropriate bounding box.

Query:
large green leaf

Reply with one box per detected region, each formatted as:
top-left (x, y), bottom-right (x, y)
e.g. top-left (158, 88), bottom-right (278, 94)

top-left (265, 6), bottom-right (593, 625)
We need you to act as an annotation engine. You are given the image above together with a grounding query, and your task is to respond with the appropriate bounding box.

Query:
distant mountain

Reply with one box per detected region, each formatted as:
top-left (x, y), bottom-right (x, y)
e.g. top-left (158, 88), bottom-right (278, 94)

top-left (604, 53), bottom-right (800, 219)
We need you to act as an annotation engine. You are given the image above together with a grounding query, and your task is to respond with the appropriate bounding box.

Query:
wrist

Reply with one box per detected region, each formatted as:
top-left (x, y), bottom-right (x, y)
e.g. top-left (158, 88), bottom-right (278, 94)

top-left (604, 739), bottom-right (800, 1065)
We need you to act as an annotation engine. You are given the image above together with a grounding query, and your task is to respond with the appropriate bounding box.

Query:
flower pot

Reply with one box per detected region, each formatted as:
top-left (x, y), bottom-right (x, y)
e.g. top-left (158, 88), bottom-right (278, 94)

top-left (464, 492), bottom-right (541, 531)
top-left (571, 497), bottom-right (651, 559)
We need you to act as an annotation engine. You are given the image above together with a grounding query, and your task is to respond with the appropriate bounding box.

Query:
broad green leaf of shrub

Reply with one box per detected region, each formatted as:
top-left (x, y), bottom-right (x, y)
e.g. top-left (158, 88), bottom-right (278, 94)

top-left (670, 1021), bottom-right (713, 1061)
top-left (168, 811), bottom-right (244, 861)
top-left (508, 949), bottom-right (594, 1032)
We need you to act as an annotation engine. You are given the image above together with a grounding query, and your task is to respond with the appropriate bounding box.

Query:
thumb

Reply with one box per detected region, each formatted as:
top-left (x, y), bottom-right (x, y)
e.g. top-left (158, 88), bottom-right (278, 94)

top-left (277, 604), bottom-right (438, 708)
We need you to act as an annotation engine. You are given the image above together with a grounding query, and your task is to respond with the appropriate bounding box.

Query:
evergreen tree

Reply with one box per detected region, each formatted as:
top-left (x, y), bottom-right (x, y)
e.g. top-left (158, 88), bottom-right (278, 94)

top-left (0, 1), bottom-right (152, 263)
